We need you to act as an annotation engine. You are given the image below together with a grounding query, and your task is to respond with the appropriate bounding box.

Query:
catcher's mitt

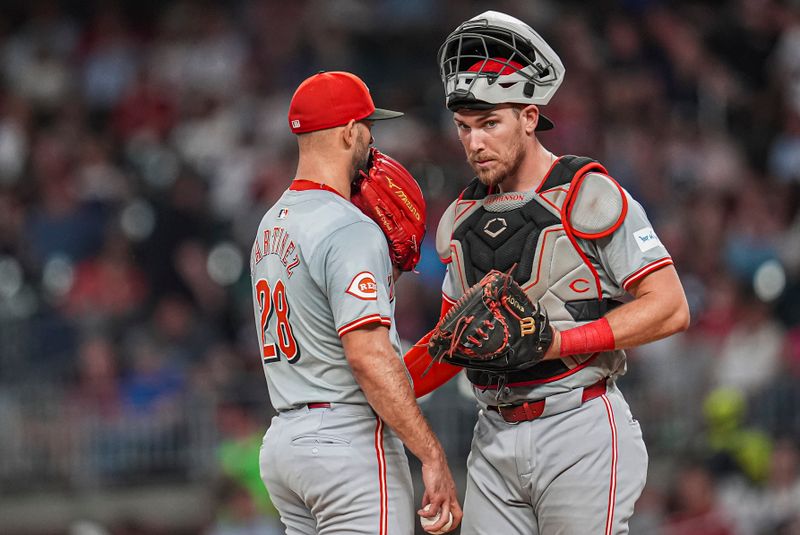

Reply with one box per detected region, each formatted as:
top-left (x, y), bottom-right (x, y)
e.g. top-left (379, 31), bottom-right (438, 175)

top-left (351, 148), bottom-right (426, 272)
top-left (428, 270), bottom-right (553, 372)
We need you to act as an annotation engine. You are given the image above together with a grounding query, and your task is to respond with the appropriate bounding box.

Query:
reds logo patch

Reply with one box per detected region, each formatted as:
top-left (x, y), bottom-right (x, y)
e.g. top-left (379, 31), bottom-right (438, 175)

top-left (346, 272), bottom-right (378, 300)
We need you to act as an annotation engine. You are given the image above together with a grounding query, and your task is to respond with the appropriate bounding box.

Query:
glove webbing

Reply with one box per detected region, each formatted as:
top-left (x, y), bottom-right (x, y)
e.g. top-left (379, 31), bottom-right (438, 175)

top-left (423, 287), bottom-right (482, 377)
top-left (440, 280), bottom-right (510, 359)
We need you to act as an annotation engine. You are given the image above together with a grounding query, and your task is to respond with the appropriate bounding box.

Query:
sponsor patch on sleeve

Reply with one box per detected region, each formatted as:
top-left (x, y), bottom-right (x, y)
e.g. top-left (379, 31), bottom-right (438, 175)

top-left (633, 227), bottom-right (662, 252)
top-left (346, 271), bottom-right (378, 300)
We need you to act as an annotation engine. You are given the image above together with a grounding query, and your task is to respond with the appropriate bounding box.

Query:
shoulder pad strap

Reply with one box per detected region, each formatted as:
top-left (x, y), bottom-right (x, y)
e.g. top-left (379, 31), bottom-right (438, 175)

top-left (566, 172), bottom-right (628, 239)
top-left (538, 155), bottom-right (599, 192)
top-left (436, 200), bottom-right (458, 263)
top-left (459, 178), bottom-right (491, 200)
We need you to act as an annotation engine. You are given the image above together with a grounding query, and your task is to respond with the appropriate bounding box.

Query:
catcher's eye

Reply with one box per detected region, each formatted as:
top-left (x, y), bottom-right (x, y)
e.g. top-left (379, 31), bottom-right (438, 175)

top-left (484, 120), bottom-right (498, 129)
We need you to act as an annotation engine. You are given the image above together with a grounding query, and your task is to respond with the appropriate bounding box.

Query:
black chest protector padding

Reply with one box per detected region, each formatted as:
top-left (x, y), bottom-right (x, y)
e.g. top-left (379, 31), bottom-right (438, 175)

top-left (453, 201), bottom-right (560, 288)
top-left (453, 156), bottom-right (597, 288)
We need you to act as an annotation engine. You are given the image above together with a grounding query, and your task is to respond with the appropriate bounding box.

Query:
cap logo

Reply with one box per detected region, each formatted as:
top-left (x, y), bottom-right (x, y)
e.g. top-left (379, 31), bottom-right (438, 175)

top-left (346, 271), bottom-right (378, 300)
top-left (291, 120), bottom-right (301, 129)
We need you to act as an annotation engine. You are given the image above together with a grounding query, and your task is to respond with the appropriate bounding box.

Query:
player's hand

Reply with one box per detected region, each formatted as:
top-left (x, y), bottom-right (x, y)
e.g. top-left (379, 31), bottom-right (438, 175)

top-left (418, 456), bottom-right (462, 533)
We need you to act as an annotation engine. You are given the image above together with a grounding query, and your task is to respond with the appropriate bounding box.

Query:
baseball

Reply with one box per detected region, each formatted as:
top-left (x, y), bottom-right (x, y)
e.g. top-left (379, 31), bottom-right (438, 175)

top-left (420, 504), bottom-right (454, 534)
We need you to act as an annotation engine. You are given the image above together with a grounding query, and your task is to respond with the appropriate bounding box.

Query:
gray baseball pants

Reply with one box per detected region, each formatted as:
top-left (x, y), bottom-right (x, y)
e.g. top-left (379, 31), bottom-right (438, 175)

top-left (461, 380), bottom-right (648, 535)
top-left (260, 404), bottom-right (414, 535)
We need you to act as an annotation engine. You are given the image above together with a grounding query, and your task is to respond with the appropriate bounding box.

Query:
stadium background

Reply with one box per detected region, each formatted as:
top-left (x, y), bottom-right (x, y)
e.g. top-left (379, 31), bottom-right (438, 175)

top-left (0, 0), bottom-right (799, 533)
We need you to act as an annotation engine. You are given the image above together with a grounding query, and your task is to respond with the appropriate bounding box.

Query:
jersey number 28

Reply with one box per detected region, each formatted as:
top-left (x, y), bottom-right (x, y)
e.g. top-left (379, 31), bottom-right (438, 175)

top-left (255, 279), bottom-right (299, 363)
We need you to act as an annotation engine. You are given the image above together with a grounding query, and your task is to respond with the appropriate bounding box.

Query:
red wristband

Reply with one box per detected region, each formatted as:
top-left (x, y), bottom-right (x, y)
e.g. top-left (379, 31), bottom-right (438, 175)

top-left (560, 317), bottom-right (616, 357)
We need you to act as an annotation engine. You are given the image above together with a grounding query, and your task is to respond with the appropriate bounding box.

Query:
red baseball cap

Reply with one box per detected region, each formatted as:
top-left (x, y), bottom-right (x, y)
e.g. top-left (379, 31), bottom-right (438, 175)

top-left (452, 58), bottom-right (554, 131)
top-left (288, 71), bottom-right (403, 134)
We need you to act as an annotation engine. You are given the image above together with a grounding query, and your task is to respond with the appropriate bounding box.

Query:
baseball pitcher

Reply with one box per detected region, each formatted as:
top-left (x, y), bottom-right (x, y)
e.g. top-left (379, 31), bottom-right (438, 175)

top-left (252, 71), bottom-right (462, 535)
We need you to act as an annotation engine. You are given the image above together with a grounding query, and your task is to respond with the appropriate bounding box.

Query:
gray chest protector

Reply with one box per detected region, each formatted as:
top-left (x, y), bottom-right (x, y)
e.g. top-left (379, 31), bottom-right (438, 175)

top-left (441, 156), bottom-right (625, 388)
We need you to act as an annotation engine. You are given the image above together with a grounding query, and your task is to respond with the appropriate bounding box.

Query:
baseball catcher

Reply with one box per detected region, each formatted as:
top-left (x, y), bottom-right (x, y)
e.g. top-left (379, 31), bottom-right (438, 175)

top-left (400, 10), bottom-right (690, 535)
top-left (351, 147), bottom-right (426, 272)
top-left (428, 269), bottom-right (553, 372)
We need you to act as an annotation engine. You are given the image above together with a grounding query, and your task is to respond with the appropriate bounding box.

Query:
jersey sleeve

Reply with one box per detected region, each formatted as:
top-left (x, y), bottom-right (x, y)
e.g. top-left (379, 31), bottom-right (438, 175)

top-left (317, 221), bottom-right (394, 337)
top-left (437, 200), bottom-right (465, 303)
top-left (441, 263), bottom-right (463, 305)
top-left (591, 193), bottom-right (673, 292)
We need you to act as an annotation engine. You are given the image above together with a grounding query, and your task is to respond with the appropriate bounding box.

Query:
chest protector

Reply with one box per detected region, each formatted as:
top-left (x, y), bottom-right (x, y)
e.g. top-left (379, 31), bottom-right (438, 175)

top-left (438, 156), bottom-right (627, 388)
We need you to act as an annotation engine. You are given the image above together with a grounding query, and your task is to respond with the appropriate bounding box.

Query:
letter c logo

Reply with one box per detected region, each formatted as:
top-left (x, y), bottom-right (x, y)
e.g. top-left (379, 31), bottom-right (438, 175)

top-left (569, 278), bottom-right (590, 293)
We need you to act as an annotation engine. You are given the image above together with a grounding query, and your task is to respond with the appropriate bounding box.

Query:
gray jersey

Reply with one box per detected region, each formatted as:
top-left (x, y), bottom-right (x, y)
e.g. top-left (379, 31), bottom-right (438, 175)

top-left (439, 175), bottom-right (672, 404)
top-left (250, 183), bottom-right (401, 411)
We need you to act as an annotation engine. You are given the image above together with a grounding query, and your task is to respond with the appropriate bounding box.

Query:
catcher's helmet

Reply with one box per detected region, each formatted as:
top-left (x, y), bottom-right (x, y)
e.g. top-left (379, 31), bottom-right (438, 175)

top-left (437, 11), bottom-right (564, 130)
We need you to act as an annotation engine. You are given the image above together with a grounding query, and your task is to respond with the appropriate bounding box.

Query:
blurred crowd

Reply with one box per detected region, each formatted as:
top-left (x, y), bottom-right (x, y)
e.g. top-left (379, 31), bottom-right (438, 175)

top-left (1, 0), bottom-right (800, 533)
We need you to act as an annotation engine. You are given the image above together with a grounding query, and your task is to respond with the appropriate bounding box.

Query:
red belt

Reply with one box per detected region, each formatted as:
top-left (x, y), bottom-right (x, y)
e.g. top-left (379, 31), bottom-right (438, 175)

top-left (307, 402), bottom-right (331, 409)
top-left (487, 379), bottom-right (607, 423)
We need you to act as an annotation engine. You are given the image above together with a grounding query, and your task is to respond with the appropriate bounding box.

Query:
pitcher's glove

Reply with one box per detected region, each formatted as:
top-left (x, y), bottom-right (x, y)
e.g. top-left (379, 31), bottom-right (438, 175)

top-left (428, 270), bottom-right (553, 372)
top-left (351, 148), bottom-right (426, 272)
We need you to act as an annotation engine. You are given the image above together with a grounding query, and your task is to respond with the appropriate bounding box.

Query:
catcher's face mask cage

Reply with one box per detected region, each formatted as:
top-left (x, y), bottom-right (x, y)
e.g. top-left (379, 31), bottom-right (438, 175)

top-left (437, 11), bottom-right (565, 117)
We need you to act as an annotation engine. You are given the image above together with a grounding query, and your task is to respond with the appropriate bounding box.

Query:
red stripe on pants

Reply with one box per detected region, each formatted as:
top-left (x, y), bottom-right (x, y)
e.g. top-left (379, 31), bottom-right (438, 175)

top-left (601, 395), bottom-right (618, 535)
top-left (375, 418), bottom-right (387, 535)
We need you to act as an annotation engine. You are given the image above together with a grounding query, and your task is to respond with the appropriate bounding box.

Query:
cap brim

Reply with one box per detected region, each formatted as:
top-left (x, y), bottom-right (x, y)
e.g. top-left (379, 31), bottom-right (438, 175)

top-left (365, 108), bottom-right (404, 121)
top-left (447, 97), bottom-right (554, 131)
top-left (536, 114), bottom-right (554, 131)
top-left (447, 96), bottom-right (495, 112)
